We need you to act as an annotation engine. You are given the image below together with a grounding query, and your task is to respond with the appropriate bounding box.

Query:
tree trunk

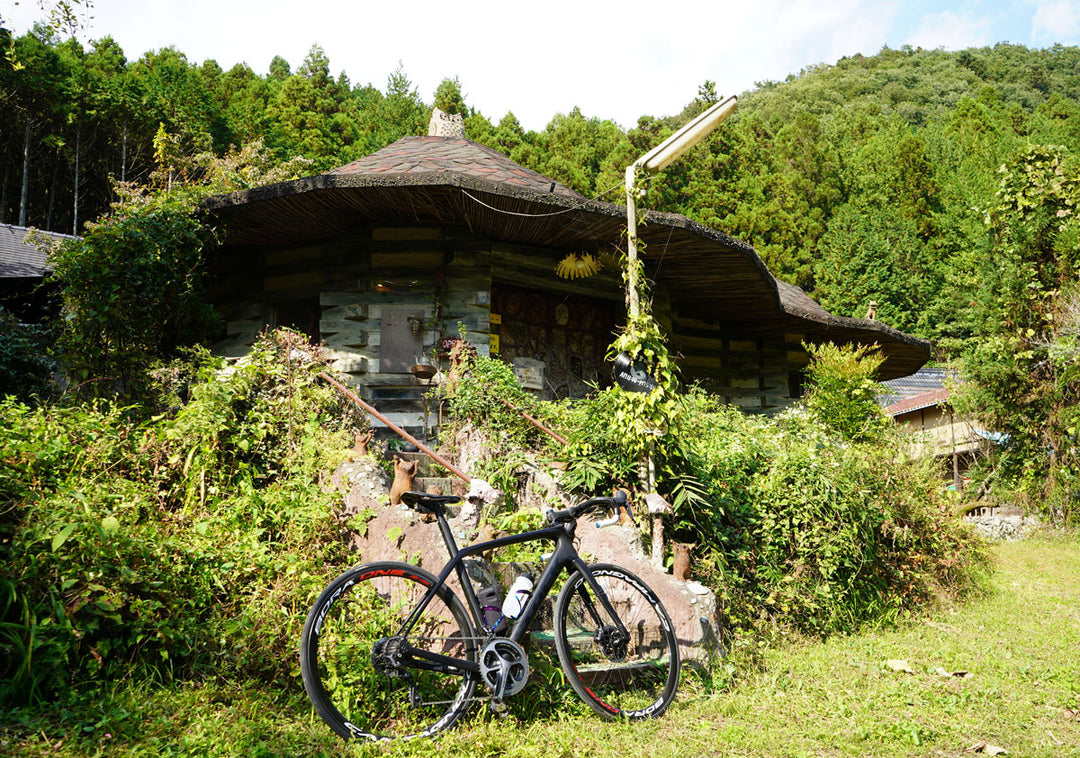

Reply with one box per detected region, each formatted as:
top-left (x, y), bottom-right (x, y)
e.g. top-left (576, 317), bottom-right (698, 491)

top-left (0, 139), bottom-right (12, 224)
top-left (18, 117), bottom-right (31, 227)
top-left (46, 153), bottom-right (60, 231)
top-left (72, 123), bottom-right (81, 234)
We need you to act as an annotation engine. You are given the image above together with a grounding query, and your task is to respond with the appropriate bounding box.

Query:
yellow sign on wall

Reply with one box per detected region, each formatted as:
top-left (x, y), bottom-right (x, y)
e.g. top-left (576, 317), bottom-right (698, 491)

top-left (489, 334), bottom-right (500, 354)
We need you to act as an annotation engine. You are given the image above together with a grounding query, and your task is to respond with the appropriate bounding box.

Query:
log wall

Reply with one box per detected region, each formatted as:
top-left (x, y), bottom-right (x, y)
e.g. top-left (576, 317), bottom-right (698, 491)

top-left (209, 225), bottom-right (814, 432)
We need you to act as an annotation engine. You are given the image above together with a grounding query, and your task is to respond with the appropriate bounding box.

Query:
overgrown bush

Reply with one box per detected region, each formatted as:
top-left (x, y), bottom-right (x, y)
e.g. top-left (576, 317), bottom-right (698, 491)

top-left (438, 352), bottom-right (561, 497)
top-left (441, 343), bottom-right (987, 639)
top-left (44, 189), bottom-right (222, 398)
top-left (0, 307), bottom-right (56, 403)
top-left (672, 394), bottom-right (986, 638)
top-left (40, 139), bottom-right (314, 402)
top-left (440, 352), bottom-right (539, 444)
top-left (0, 330), bottom-right (356, 707)
top-left (801, 341), bottom-right (890, 442)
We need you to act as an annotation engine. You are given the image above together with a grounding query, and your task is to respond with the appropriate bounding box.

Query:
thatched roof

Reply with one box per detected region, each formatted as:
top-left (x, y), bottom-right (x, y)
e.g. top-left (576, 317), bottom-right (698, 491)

top-left (205, 136), bottom-right (930, 379)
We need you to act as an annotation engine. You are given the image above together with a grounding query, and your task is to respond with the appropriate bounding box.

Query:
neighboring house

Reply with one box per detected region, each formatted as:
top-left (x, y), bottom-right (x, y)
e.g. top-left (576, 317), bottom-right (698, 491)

top-left (204, 119), bottom-right (930, 433)
top-left (0, 224), bottom-right (73, 322)
top-left (881, 368), bottom-right (981, 484)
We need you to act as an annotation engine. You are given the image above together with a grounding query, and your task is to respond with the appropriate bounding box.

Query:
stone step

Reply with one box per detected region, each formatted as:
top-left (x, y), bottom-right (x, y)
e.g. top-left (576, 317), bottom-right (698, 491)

top-left (365, 384), bottom-right (426, 400)
top-left (415, 476), bottom-right (461, 496)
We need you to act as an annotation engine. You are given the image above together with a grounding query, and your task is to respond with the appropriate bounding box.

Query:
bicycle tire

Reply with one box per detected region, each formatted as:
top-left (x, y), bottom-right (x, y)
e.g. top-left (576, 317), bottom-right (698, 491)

top-left (300, 561), bottom-right (479, 741)
top-left (553, 563), bottom-right (680, 719)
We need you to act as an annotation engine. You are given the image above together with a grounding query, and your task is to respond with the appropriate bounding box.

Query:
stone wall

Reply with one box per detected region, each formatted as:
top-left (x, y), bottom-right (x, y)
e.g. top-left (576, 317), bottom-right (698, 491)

top-left (964, 511), bottom-right (1041, 541)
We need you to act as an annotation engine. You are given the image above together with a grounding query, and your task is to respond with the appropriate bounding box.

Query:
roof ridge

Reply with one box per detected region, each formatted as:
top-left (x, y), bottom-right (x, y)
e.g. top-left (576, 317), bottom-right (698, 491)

top-left (329, 136), bottom-right (583, 199)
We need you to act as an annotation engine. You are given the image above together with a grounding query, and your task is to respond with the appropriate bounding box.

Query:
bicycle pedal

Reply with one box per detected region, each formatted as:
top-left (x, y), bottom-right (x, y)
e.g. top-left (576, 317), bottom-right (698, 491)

top-left (490, 699), bottom-right (509, 714)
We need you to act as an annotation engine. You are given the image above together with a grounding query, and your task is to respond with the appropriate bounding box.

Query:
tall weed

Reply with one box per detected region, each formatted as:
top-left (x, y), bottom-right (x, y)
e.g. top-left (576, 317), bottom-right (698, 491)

top-left (0, 330), bottom-right (355, 706)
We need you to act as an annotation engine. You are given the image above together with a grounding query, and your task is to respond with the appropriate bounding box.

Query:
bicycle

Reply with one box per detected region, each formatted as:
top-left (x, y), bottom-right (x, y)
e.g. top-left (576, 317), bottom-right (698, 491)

top-left (300, 488), bottom-right (681, 741)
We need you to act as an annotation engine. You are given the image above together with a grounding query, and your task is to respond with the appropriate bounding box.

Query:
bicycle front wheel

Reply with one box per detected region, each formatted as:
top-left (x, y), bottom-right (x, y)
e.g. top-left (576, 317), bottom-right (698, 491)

top-left (300, 561), bottom-right (478, 741)
top-left (553, 563), bottom-right (680, 719)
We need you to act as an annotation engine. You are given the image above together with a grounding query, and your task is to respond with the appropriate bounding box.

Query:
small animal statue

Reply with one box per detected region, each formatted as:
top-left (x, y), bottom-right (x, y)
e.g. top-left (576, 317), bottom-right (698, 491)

top-left (388, 455), bottom-right (419, 506)
top-left (672, 542), bottom-right (695, 581)
top-left (348, 429), bottom-right (374, 461)
top-left (444, 338), bottom-right (477, 392)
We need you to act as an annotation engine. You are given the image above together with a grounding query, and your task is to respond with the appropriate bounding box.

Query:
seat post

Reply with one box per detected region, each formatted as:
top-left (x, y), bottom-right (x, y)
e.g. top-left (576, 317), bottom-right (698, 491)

top-left (433, 503), bottom-right (460, 557)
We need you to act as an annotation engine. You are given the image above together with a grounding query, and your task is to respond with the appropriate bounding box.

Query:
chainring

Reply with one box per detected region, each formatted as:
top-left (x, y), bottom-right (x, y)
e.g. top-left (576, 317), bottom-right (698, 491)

top-left (479, 638), bottom-right (530, 699)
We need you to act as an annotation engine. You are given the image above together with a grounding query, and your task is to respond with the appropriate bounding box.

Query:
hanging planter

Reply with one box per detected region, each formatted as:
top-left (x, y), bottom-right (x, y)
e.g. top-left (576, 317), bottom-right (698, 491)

top-left (411, 363), bottom-right (437, 380)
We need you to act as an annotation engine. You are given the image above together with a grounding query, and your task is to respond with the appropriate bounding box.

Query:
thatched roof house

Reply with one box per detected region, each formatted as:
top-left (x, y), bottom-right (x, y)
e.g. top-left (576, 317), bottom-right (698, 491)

top-left (205, 134), bottom-right (929, 429)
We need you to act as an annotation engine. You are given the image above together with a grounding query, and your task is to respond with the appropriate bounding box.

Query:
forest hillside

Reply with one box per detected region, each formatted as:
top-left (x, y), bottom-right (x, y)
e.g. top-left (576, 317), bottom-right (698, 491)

top-left (3, 29), bottom-right (1079, 518)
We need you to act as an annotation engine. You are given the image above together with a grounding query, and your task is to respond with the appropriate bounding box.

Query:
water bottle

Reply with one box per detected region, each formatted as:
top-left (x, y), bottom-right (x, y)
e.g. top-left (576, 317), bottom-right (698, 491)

top-left (502, 574), bottom-right (534, 619)
top-left (477, 585), bottom-right (508, 634)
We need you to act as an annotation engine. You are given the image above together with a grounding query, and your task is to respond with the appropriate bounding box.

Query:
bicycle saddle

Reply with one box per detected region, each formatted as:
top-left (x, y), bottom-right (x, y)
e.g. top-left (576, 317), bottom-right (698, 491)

top-left (400, 490), bottom-right (462, 513)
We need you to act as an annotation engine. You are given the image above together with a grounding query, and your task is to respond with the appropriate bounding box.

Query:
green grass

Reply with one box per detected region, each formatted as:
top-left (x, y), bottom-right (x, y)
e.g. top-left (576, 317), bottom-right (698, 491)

top-left (3, 536), bottom-right (1079, 758)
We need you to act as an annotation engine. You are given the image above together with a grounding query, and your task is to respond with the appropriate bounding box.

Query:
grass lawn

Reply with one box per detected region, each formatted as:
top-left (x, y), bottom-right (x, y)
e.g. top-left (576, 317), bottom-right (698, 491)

top-left (3, 535), bottom-right (1078, 757)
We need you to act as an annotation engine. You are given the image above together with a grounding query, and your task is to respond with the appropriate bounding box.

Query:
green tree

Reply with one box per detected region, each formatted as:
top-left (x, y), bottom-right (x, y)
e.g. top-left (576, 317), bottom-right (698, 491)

top-left (802, 341), bottom-right (889, 442)
top-left (46, 186), bottom-right (219, 393)
top-left (958, 143), bottom-right (1080, 521)
top-left (376, 63), bottom-right (426, 141)
top-left (128, 46), bottom-right (216, 168)
top-left (433, 76), bottom-right (467, 115)
top-left (814, 202), bottom-right (930, 331)
top-left (45, 140), bottom-right (311, 396)
top-left (532, 106), bottom-right (629, 197)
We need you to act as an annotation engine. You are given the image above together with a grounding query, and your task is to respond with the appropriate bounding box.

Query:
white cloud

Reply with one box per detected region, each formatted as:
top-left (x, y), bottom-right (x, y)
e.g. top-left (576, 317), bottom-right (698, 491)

top-left (1030, 0), bottom-right (1080, 44)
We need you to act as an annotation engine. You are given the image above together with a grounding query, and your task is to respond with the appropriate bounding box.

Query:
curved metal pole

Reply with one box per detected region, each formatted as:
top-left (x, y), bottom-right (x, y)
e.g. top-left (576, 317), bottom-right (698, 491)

top-left (623, 96), bottom-right (737, 320)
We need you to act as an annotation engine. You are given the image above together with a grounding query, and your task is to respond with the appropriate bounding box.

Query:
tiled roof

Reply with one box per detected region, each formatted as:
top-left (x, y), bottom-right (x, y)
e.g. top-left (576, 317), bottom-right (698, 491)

top-left (0, 224), bottom-right (74, 278)
top-left (330, 137), bottom-right (583, 199)
top-left (881, 367), bottom-right (957, 398)
top-left (885, 387), bottom-right (951, 416)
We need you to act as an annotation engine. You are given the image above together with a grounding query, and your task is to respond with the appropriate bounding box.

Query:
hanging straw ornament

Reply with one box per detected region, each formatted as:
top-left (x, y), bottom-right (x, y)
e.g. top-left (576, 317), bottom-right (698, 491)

top-left (555, 253), bottom-right (601, 279)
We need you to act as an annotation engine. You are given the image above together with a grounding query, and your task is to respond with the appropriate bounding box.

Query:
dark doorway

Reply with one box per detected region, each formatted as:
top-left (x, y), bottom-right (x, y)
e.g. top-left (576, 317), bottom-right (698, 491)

top-left (274, 298), bottom-right (320, 343)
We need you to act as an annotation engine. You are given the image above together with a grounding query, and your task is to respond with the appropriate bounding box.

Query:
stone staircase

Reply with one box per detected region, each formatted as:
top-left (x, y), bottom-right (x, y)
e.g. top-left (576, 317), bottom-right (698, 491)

top-left (363, 380), bottom-right (441, 445)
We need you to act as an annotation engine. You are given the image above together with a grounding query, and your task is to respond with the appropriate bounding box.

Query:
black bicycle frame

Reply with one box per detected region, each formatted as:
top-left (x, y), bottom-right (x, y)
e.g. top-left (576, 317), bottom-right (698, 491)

top-left (395, 506), bottom-right (628, 676)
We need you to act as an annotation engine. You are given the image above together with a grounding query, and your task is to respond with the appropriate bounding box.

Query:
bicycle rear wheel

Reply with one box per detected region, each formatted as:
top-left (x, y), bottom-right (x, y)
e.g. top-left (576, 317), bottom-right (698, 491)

top-left (300, 561), bottom-right (478, 740)
top-left (553, 563), bottom-right (680, 719)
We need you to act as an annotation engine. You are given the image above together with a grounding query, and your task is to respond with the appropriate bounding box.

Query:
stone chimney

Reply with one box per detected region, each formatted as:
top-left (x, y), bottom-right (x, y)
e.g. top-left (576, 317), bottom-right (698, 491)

top-left (428, 107), bottom-right (466, 138)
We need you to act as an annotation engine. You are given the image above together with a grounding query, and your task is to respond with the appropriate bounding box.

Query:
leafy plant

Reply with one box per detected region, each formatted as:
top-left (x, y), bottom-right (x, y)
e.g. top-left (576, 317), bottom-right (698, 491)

top-left (0, 308), bottom-right (56, 403)
top-left (956, 143), bottom-right (1080, 524)
top-left (801, 341), bottom-right (890, 443)
top-left (0, 329), bottom-right (355, 707)
top-left (440, 352), bottom-right (540, 450)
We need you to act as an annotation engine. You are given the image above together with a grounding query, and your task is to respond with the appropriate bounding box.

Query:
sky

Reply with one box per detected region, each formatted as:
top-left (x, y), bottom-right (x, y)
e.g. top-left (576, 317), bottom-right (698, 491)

top-left (5, 0), bottom-right (1080, 131)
